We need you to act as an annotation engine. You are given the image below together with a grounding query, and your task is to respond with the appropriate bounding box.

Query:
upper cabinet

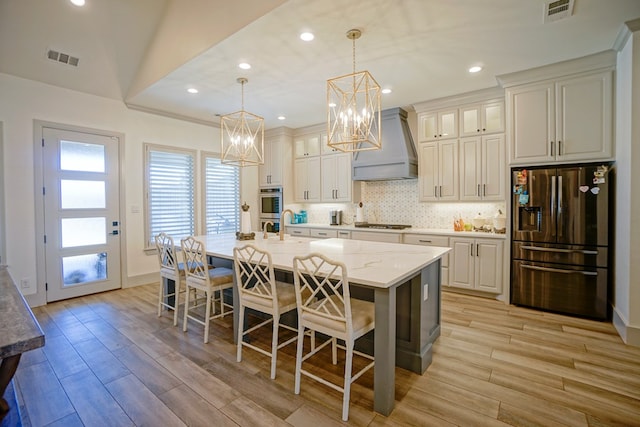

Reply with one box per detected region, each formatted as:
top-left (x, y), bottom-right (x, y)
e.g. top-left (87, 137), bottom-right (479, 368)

top-left (459, 134), bottom-right (505, 201)
top-left (259, 135), bottom-right (284, 186)
top-left (459, 101), bottom-right (504, 137)
top-left (418, 109), bottom-right (458, 142)
top-left (321, 153), bottom-right (356, 202)
top-left (294, 133), bottom-right (322, 158)
top-left (294, 157), bottom-right (321, 202)
top-left (499, 51), bottom-right (615, 166)
top-left (418, 139), bottom-right (458, 202)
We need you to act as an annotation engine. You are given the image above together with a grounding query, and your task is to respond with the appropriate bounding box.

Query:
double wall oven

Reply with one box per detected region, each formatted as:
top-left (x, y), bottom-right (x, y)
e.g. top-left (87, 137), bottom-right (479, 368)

top-left (259, 187), bottom-right (282, 233)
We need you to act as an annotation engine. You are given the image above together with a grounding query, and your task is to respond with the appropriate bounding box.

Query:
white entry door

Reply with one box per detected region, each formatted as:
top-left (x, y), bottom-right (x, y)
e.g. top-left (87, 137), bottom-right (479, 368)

top-left (41, 127), bottom-right (121, 302)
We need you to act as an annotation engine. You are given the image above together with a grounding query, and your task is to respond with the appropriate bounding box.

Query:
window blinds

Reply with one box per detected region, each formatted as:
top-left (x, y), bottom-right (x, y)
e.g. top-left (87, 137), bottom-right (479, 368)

top-left (205, 156), bottom-right (240, 234)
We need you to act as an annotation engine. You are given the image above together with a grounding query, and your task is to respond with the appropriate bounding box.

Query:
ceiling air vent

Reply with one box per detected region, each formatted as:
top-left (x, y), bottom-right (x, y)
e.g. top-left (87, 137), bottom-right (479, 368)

top-left (46, 49), bottom-right (80, 67)
top-left (544, 0), bottom-right (574, 24)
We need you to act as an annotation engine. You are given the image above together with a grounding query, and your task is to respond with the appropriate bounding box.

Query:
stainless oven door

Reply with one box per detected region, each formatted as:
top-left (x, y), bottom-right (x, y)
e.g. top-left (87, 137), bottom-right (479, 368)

top-left (511, 260), bottom-right (608, 319)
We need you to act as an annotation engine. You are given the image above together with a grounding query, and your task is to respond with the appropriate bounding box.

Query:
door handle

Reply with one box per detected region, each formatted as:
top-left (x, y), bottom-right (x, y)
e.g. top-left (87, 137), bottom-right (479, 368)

top-left (550, 141), bottom-right (554, 157)
top-left (520, 246), bottom-right (598, 255)
top-left (521, 264), bottom-right (597, 276)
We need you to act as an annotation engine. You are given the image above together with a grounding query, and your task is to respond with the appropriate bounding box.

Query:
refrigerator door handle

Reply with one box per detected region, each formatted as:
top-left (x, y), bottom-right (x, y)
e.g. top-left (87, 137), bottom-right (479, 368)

top-left (551, 175), bottom-right (556, 230)
top-left (558, 175), bottom-right (563, 238)
top-left (521, 264), bottom-right (598, 276)
top-left (520, 245), bottom-right (598, 255)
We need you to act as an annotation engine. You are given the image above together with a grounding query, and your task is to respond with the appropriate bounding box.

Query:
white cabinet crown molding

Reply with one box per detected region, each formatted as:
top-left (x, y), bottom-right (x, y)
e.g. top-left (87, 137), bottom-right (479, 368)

top-left (414, 87), bottom-right (504, 113)
top-left (497, 50), bottom-right (616, 88)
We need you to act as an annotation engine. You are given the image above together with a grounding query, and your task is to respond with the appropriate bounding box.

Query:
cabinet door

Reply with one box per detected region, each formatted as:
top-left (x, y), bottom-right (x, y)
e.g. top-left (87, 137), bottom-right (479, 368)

top-left (460, 105), bottom-right (481, 137)
top-left (320, 155), bottom-right (337, 201)
top-left (481, 134), bottom-right (505, 201)
top-left (482, 101), bottom-right (504, 134)
top-left (439, 110), bottom-right (458, 139)
top-left (555, 71), bottom-right (613, 162)
top-left (259, 139), bottom-right (283, 186)
top-left (306, 157), bottom-right (321, 202)
top-left (321, 133), bottom-right (341, 155)
top-left (419, 112), bottom-right (438, 142)
top-left (418, 143), bottom-right (438, 201)
top-left (334, 153), bottom-right (352, 202)
top-left (438, 139), bottom-right (459, 200)
top-left (459, 137), bottom-right (481, 200)
top-left (508, 82), bottom-right (555, 164)
top-left (475, 239), bottom-right (503, 293)
top-left (294, 135), bottom-right (321, 158)
top-left (449, 238), bottom-right (474, 289)
top-left (293, 158), bottom-right (308, 201)
top-left (258, 140), bottom-right (273, 186)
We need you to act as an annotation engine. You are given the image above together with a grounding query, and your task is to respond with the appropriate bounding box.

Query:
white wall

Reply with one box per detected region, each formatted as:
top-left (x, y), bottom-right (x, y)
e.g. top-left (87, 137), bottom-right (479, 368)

top-left (614, 25), bottom-right (640, 345)
top-left (0, 72), bottom-right (258, 300)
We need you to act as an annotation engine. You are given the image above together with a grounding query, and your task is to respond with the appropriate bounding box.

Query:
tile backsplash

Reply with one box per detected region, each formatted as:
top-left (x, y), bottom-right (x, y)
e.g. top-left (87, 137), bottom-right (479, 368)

top-left (286, 180), bottom-right (506, 229)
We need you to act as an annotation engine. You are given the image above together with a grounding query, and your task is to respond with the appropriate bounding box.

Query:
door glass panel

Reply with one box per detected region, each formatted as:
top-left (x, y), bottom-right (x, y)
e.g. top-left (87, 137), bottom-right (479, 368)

top-left (61, 180), bottom-right (106, 209)
top-left (62, 252), bottom-right (108, 286)
top-left (440, 112), bottom-right (455, 137)
top-left (485, 105), bottom-right (502, 132)
top-left (61, 217), bottom-right (106, 247)
top-left (463, 109), bottom-right (478, 134)
top-left (60, 140), bottom-right (105, 172)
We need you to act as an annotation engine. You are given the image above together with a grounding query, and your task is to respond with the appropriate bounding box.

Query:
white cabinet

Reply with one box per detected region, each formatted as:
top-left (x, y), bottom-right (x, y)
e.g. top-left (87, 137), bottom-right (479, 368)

top-left (309, 228), bottom-right (337, 239)
top-left (350, 231), bottom-right (402, 243)
top-left (418, 109), bottom-right (458, 142)
top-left (294, 134), bottom-right (321, 158)
top-left (286, 227), bottom-right (310, 236)
top-left (418, 140), bottom-right (458, 202)
top-left (507, 70), bottom-right (613, 165)
top-left (259, 135), bottom-right (290, 186)
top-left (336, 230), bottom-right (351, 239)
top-left (459, 134), bottom-right (505, 201)
top-left (460, 101), bottom-right (504, 137)
top-left (449, 237), bottom-right (503, 293)
top-left (403, 234), bottom-right (449, 286)
top-left (321, 153), bottom-right (353, 202)
top-left (294, 157), bottom-right (321, 202)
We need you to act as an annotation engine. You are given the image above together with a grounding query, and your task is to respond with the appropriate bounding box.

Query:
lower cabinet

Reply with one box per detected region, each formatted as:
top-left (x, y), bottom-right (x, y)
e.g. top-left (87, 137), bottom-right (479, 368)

top-left (286, 227), bottom-right (310, 236)
top-left (449, 237), bottom-right (503, 293)
top-left (403, 234), bottom-right (449, 286)
top-left (350, 231), bottom-right (402, 243)
top-left (309, 228), bottom-right (337, 239)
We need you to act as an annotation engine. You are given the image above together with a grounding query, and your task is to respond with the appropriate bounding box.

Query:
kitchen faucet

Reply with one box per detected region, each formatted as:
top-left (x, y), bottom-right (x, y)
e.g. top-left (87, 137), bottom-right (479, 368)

top-left (279, 209), bottom-right (294, 240)
top-left (262, 221), bottom-right (273, 239)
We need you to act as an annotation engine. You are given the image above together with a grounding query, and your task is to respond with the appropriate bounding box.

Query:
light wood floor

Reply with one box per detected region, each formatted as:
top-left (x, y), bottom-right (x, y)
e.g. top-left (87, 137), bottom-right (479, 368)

top-left (12, 283), bottom-right (640, 426)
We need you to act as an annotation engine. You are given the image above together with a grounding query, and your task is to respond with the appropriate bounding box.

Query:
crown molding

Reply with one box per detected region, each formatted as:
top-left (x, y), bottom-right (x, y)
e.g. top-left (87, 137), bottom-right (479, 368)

top-left (125, 103), bottom-right (219, 128)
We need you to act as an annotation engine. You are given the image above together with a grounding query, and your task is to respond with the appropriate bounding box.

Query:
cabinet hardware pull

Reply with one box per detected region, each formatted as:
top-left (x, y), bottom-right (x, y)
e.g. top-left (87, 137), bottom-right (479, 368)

top-left (482, 128), bottom-right (486, 131)
top-left (476, 243), bottom-right (479, 257)
top-left (477, 129), bottom-right (480, 132)
top-left (434, 186), bottom-right (438, 198)
top-left (483, 184), bottom-right (486, 197)
top-left (319, 233), bottom-right (326, 236)
top-left (520, 264), bottom-right (597, 276)
top-left (550, 141), bottom-right (554, 157)
top-left (439, 186), bottom-right (442, 198)
top-left (419, 240), bottom-right (432, 243)
top-left (470, 244), bottom-right (473, 257)
top-left (477, 184), bottom-right (480, 196)
top-left (558, 140), bottom-right (562, 155)
top-left (434, 134), bottom-right (437, 138)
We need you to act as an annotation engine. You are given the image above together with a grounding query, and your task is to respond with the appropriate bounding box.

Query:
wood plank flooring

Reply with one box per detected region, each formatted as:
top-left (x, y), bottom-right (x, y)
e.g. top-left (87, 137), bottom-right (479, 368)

top-left (12, 284), bottom-right (640, 426)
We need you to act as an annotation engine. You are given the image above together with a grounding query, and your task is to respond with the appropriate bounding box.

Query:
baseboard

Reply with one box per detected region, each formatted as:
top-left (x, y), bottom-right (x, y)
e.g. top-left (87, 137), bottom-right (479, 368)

top-left (124, 272), bottom-right (158, 288)
top-left (612, 306), bottom-right (640, 347)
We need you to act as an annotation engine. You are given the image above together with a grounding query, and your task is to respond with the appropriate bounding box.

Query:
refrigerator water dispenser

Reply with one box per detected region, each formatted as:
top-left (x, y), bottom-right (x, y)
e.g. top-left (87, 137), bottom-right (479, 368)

top-left (518, 206), bottom-right (541, 232)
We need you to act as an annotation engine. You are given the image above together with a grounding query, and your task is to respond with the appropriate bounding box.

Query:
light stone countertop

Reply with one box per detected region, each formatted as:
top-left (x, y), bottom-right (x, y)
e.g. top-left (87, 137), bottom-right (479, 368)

top-left (285, 222), bottom-right (507, 239)
top-left (0, 267), bottom-right (45, 359)
top-left (197, 233), bottom-right (450, 289)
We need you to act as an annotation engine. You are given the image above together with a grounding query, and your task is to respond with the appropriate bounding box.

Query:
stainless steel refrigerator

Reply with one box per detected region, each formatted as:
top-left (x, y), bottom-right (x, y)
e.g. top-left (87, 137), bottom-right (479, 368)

top-left (511, 163), bottom-right (613, 319)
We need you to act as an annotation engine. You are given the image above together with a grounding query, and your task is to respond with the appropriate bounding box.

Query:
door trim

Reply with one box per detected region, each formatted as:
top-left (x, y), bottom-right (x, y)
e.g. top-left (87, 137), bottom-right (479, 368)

top-left (29, 120), bottom-right (127, 307)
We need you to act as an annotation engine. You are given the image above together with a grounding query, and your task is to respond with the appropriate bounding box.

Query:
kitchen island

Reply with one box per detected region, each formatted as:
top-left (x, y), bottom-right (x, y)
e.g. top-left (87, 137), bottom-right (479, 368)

top-left (0, 267), bottom-right (45, 424)
top-left (195, 233), bottom-right (450, 416)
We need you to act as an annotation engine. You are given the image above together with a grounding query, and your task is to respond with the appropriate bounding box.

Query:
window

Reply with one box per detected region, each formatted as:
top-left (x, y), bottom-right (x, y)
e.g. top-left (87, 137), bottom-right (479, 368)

top-left (203, 153), bottom-right (240, 234)
top-left (145, 144), bottom-right (196, 247)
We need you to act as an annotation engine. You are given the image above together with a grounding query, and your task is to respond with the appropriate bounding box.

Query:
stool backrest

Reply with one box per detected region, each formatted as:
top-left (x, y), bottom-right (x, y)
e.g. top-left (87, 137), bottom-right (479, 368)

top-left (233, 244), bottom-right (276, 305)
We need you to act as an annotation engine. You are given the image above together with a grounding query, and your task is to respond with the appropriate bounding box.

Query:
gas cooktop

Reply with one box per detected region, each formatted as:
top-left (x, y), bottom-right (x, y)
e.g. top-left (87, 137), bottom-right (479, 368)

top-left (354, 223), bottom-right (412, 230)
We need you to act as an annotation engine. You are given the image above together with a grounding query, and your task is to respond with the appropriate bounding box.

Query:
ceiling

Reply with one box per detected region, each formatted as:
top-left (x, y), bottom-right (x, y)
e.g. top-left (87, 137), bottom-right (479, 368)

top-left (2, 0), bottom-right (640, 130)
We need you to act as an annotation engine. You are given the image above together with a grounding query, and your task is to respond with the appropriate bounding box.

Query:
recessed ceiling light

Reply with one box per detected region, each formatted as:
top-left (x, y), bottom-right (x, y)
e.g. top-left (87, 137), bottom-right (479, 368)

top-left (187, 88), bottom-right (198, 94)
top-left (277, 116), bottom-right (286, 120)
top-left (381, 88), bottom-right (392, 94)
top-left (300, 32), bottom-right (314, 41)
top-left (238, 62), bottom-right (251, 70)
top-left (70, 0), bottom-right (85, 6)
top-left (469, 66), bottom-right (482, 73)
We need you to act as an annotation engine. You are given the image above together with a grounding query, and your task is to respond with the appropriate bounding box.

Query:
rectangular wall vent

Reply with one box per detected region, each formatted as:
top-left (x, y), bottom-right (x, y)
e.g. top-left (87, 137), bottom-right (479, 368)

top-left (544, 0), bottom-right (574, 24)
top-left (46, 49), bottom-right (80, 67)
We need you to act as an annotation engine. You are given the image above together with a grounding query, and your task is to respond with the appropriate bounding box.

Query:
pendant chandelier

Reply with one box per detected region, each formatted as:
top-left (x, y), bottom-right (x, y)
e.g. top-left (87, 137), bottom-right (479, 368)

top-left (327, 29), bottom-right (381, 152)
top-left (220, 77), bottom-right (264, 166)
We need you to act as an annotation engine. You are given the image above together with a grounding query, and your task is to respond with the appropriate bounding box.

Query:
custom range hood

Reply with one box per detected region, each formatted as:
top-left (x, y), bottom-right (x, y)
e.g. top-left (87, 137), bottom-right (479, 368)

top-left (351, 107), bottom-right (418, 181)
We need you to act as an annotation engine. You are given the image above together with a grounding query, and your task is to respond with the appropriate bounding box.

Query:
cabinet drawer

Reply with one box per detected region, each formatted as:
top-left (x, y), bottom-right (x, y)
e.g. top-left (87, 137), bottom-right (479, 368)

top-left (403, 234), bottom-right (449, 267)
top-left (351, 231), bottom-right (402, 243)
top-left (337, 230), bottom-right (351, 239)
top-left (287, 227), bottom-right (310, 236)
top-left (310, 229), bottom-right (337, 239)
